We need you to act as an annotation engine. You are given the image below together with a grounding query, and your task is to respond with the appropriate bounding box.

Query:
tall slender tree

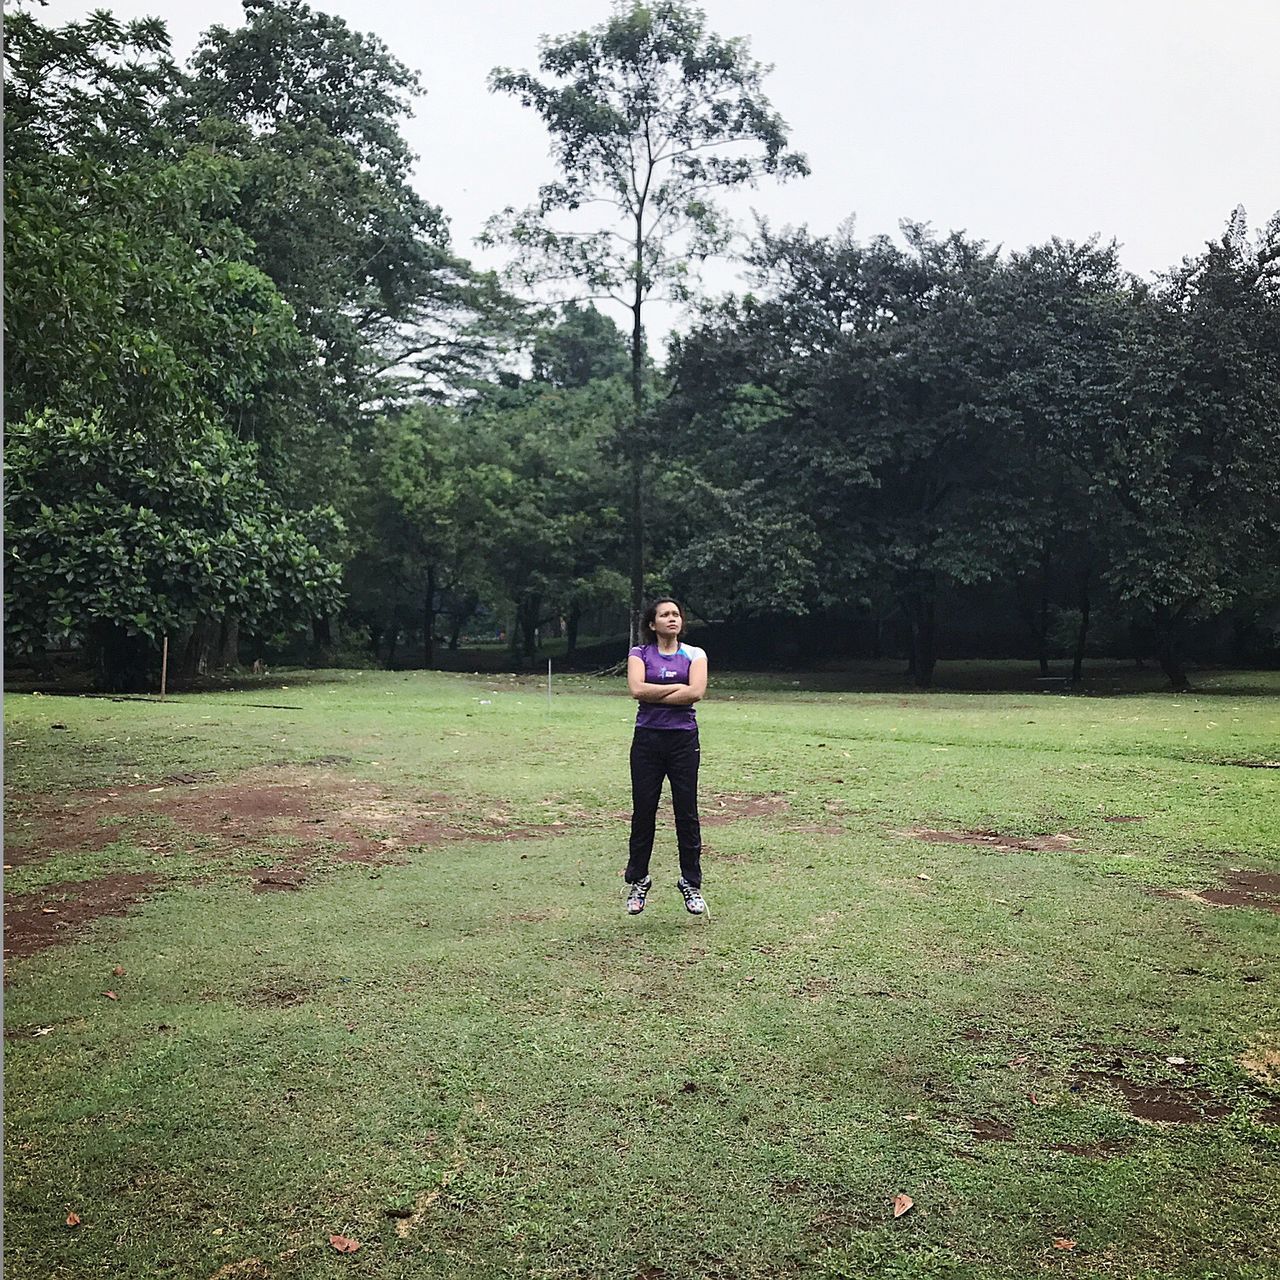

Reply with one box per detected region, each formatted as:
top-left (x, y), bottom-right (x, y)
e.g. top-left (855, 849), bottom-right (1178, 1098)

top-left (486, 0), bottom-right (807, 641)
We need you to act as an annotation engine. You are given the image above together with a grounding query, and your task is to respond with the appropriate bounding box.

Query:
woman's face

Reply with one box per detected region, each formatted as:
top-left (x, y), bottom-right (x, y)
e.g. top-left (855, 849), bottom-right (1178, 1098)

top-left (651, 602), bottom-right (682, 639)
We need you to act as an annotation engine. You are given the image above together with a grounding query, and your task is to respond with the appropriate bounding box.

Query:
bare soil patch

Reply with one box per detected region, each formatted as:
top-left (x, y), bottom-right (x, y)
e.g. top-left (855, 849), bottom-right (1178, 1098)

top-left (4, 873), bottom-right (161, 961)
top-left (4, 768), bottom-right (574, 957)
top-left (904, 827), bottom-right (1077, 853)
top-left (6, 768), bottom-right (566, 872)
top-left (702, 793), bottom-right (790, 824)
top-left (968, 1117), bottom-right (1015, 1141)
top-left (1197, 870), bottom-right (1280, 914)
top-left (1240, 1046), bottom-right (1280, 1086)
top-left (1070, 1047), bottom-right (1280, 1125)
top-left (1146, 871), bottom-right (1280, 915)
top-left (1071, 1069), bottom-right (1231, 1123)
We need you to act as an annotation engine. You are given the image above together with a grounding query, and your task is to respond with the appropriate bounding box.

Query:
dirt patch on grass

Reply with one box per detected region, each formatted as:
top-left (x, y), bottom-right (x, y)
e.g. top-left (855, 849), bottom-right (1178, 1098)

top-left (968, 1117), bottom-right (1015, 1141)
top-left (5, 768), bottom-right (567, 873)
top-left (702, 793), bottom-right (790, 824)
top-left (1197, 871), bottom-right (1280, 914)
top-left (4, 769), bottom-right (577, 957)
top-left (1146, 871), bottom-right (1280, 915)
top-left (241, 977), bottom-right (320, 1007)
top-left (4, 872), bottom-right (162, 961)
top-left (250, 867), bottom-right (310, 892)
top-left (1072, 1069), bottom-right (1231, 1123)
top-left (904, 827), bottom-right (1077, 853)
top-left (1240, 1046), bottom-right (1280, 1086)
top-left (1070, 1046), bottom-right (1280, 1125)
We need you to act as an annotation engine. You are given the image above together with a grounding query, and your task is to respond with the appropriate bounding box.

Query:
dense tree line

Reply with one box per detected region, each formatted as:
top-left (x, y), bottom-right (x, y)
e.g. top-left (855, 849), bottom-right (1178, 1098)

top-left (656, 219), bottom-right (1280, 687)
top-left (6, 2), bottom-right (1279, 691)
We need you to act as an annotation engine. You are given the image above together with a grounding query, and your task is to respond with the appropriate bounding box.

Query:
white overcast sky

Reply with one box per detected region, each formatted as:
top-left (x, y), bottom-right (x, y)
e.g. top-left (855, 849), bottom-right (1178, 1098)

top-left (34, 0), bottom-right (1280, 345)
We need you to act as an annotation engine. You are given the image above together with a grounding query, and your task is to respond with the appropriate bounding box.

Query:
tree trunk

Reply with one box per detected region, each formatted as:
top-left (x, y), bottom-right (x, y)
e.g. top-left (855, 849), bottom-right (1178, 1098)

top-left (179, 618), bottom-right (218, 680)
top-left (566, 602), bottom-right (582, 657)
top-left (88, 622), bottom-right (153, 693)
top-left (384, 605), bottom-right (400, 668)
top-left (1014, 554), bottom-right (1052, 675)
top-left (312, 615), bottom-right (333, 666)
top-left (1037, 587), bottom-right (1050, 676)
top-left (910, 596), bottom-right (937, 689)
top-left (217, 615), bottom-right (241, 668)
top-left (1155, 610), bottom-right (1191, 691)
top-left (518, 595), bottom-right (541, 660)
top-left (1071, 571), bottom-right (1091, 684)
top-left (423, 565), bottom-right (436, 667)
top-left (629, 228), bottom-right (646, 647)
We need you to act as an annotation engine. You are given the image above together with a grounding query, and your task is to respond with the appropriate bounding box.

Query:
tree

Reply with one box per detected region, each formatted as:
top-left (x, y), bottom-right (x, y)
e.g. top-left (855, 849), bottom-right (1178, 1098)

top-left (346, 405), bottom-right (510, 667)
top-left (5, 411), bottom-right (343, 691)
top-left (486, 0), bottom-right (807, 642)
top-left (475, 377), bottom-right (630, 662)
top-left (532, 302), bottom-right (632, 388)
top-left (4, 8), bottom-right (343, 687)
top-left (179, 0), bottom-right (524, 504)
top-left (669, 223), bottom-right (1054, 685)
top-left (1087, 212), bottom-right (1280, 689)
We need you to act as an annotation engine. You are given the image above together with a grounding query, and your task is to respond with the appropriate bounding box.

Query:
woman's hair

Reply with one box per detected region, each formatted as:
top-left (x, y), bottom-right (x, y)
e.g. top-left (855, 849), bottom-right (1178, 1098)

top-left (642, 597), bottom-right (685, 640)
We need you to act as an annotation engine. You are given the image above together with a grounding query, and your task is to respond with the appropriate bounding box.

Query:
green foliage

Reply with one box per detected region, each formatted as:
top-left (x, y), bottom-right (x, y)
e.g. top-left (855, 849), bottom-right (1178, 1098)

top-left (4, 410), bottom-right (344, 654)
top-left (181, 0), bottom-right (524, 432)
top-left (3, 9), bottom-right (346, 685)
top-left (487, 0), bottom-right (808, 634)
top-left (472, 375), bottom-right (631, 654)
top-left (664, 212), bottom-right (1280, 687)
top-left (531, 301), bottom-right (631, 388)
top-left (487, 0), bottom-right (807, 310)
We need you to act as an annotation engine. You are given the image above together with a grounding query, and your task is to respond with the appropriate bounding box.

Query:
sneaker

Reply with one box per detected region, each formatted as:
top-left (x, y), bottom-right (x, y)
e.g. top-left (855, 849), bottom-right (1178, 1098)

top-left (676, 878), bottom-right (707, 915)
top-left (626, 875), bottom-right (652, 915)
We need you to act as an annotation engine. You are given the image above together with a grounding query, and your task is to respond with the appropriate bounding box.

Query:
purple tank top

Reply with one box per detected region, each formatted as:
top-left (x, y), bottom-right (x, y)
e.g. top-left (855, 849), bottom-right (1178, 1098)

top-left (630, 643), bottom-right (706, 730)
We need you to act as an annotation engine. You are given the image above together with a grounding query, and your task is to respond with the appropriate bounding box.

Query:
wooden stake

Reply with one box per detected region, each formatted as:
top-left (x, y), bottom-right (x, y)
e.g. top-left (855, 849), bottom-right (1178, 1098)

top-left (160, 635), bottom-right (169, 699)
top-left (547, 658), bottom-right (552, 710)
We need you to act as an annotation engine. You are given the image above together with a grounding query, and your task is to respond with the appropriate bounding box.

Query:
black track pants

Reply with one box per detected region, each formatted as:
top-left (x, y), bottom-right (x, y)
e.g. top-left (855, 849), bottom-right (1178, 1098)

top-left (625, 727), bottom-right (702, 888)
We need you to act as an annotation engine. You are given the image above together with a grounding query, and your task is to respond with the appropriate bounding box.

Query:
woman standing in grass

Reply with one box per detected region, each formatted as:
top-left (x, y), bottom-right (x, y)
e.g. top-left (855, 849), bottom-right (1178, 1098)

top-left (624, 598), bottom-right (708, 916)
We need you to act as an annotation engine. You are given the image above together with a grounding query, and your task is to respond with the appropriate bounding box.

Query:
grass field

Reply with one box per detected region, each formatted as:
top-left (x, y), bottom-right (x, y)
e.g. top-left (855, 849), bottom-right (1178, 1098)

top-left (4, 665), bottom-right (1280, 1279)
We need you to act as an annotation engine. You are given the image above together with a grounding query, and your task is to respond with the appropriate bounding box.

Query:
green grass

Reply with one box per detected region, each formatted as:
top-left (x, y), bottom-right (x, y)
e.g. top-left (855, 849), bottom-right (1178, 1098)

top-left (5, 666), bottom-right (1280, 1279)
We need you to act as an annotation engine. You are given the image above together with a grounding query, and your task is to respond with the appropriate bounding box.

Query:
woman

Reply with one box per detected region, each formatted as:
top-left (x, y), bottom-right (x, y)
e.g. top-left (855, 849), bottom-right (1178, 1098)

top-left (623, 598), bottom-right (708, 915)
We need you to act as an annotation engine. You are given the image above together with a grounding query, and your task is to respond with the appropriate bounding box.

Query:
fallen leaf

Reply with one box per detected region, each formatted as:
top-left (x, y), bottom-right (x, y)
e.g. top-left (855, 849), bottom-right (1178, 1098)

top-left (893, 1193), bottom-right (914, 1218)
top-left (41, 907), bottom-right (58, 915)
top-left (104, 991), bottom-right (118, 1000)
top-left (1008, 1054), bottom-right (1030, 1068)
top-left (66, 1212), bottom-right (81, 1227)
top-left (329, 1234), bottom-right (361, 1254)
top-left (33, 1027), bottom-right (54, 1037)
top-left (1165, 1056), bottom-right (1188, 1065)
top-left (1053, 1238), bottom-right (1077, 1250)
top-left (916, 873), bottom-right (932, 882)
top-left (112, 965), bottom-right (126, 977)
